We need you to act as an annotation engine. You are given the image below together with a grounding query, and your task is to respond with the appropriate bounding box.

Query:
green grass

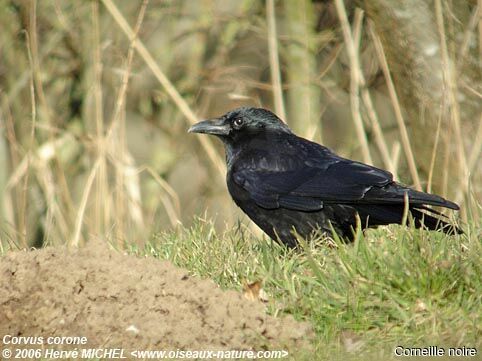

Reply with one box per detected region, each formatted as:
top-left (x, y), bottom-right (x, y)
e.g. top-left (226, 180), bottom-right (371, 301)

top-left (127, 218), bottom-right (481, 360)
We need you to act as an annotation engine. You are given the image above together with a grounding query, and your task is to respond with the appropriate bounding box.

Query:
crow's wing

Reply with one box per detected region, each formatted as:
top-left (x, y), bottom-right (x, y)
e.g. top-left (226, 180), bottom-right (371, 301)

top-left (232, 154), bottom-right (458, 211)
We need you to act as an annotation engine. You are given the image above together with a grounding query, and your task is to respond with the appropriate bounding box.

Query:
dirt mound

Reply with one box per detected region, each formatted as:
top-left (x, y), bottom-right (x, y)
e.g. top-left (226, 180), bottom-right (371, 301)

top-left (0, 244), bottom-right (312, 354)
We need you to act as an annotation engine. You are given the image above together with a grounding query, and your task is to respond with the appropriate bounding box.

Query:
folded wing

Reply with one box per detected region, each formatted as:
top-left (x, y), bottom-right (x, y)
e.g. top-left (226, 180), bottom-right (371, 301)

top-left (233, 157), bottom-right (458, 212)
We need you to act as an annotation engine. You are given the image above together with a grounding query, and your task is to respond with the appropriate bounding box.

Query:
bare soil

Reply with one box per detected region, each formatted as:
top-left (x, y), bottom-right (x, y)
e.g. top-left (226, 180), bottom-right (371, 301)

top-left (0, 243), bottom-right (312, 353)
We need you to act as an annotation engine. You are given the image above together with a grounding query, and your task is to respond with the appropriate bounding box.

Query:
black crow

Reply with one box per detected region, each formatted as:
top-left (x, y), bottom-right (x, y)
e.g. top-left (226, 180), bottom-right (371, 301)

top-left (189, 107), bottom-right (460, 247)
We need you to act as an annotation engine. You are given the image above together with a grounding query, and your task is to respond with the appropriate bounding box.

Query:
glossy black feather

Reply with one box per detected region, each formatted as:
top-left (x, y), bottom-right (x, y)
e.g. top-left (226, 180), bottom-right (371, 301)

top-left (189, 107), bottom-right (461, 247)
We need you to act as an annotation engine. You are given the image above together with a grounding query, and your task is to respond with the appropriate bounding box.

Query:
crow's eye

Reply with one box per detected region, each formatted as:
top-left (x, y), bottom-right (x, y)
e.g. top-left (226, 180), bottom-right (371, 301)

top-left (233, 118), bottom-right (244, 129)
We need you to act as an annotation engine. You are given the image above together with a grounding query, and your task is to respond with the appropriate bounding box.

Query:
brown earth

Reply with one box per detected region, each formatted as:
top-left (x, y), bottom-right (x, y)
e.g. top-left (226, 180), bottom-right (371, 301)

top-left (0, 243), bottom-right (312, 355)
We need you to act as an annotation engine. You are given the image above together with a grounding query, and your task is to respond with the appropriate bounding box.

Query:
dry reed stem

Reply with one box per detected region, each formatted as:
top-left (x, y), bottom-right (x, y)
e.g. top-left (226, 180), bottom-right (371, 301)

top-left (109, 151), bottom-right (145, 228)
top-left (5, 155), bottom-right (30, 195)
top-left (110, 0), bottom-right (149, 243)
top-left (479, 0), bottom-right (482, 61)
top-left (284, 0), bottom-right (321, 140)
top-left (318, 44), bottom-right (342, 81)
top-left (266, 0), bottom-right (286, 121)
top-left (369, 23), bottom-right (422, 191)
top-left (109, 0), bottom-right (148, 128)
top-left (461, 82), bottom-right (482, 99)
top-left (143, 167), bottom-right (181, 227)
top-left (360, 87), bottom-right (397, 176)
top-left (28, 0), bottom-right (54, 132)
top-left (455, 113), bottom-right (482, 204)
top-left (101, 0), bottom-right (225, 177)
top-left (2, 105), bottom-right (19, 229)
top-left (4, 32), bottom-right (61, 109)
top-left (35, 136), bottom-right (73, 241)
top-left (427, 103), bottom-right (444, 194)
top-left (36, 164), bottom-right (70, 243)
top-left (467, 114), bottom-right (482, 174)
top-left (20, 28), bottom-right (37, 248)
top-left (92, 1), bottom-right (109, 235)
top-left (457, 2), bottom-right (480, 69)
top-left (441, 125), bottom-right (451, 198)
top-left (391, 142), bottom-right (401, 173)
top-left (401, 191), bottom-right (410, 227)
top-left (301, 0), bottom-right (319, 141)
top-left (352, 9), bottom-right (364, 53)
top-left (334, 0), bottom-right (373, 165)
top-left (352, 9), bottom-right (396, 176)
top-left (71, 158), bottom-right (101, 247)
top-left (434, 0), bottom-right (469, 197)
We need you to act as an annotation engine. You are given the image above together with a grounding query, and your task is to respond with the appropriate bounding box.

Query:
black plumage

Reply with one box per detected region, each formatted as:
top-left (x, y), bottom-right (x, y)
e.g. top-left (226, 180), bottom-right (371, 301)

top-left (189, 107), bottom-right (460, 247)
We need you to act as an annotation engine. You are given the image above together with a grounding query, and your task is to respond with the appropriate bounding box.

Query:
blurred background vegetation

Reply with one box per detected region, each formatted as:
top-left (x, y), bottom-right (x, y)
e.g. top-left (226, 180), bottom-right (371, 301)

top-left (0, 0), bottom-right (480, 248)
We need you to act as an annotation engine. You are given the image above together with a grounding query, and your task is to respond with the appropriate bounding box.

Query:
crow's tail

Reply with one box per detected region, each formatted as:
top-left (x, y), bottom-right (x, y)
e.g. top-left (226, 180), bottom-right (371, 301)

top-left (354, 204), bottom-right (462, 235)
top-left (410, 207), bottom-right (463, 235)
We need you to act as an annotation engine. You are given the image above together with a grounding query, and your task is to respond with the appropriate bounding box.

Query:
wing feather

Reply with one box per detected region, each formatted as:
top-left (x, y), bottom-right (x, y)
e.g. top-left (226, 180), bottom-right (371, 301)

top-left (231, 137), bottom-right (457, 211)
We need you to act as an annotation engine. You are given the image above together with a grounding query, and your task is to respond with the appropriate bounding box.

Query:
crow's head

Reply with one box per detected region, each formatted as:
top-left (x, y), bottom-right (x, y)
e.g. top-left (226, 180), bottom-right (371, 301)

top-left (188, 107), bottom-right (291, 144)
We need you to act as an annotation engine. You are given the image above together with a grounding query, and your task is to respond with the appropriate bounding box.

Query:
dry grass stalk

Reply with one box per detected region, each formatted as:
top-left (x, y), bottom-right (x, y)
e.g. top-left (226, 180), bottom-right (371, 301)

top-left (112, 0), bottom-right (148, 244)
top-left (266, 0), bottom-right (286, 121)
top-left (479, 0), bottom-right (482, 61)
top-left (391, 142), bottom-right (401, 173)
top-left (28, 0), bottom-right (52, 129)
top-left (2, 101), bottom-right (23, 233)
top-left (434, 0), bottom-right (469, 201)
top-left (368, 23), bottom-right (422, 191)
top-left (4, 31), bottom-right (62, 111)
top-left (467, 114), bottom-right (482, 175)
top-left (143, 167), bottom-right (181, 227)
top-left (352, 9), bottom-right (396, 176)
top-left (441, 125), bottom-right (451, 199)
top-left (284, 0), bottom-right (322, 140)
top-left (426, 103), bottom-right (444, 194)
top-left (71, 158), bottom-right (101, 247)
top-left (457, 2), bottom-right (481, 70)
top-left (334, 0), bottom-right (373, 165)
top-left (92, 1), bottom-right (109, 236)
top-left (20, 26), bottom-right (36, 248)
top-left (455, 113), bottom-right (482, 204)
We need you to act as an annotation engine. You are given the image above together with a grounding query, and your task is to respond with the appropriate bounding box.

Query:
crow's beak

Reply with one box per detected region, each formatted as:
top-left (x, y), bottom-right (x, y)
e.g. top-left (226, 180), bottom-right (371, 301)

top-left (188, 118), bottom-right (230, 136)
